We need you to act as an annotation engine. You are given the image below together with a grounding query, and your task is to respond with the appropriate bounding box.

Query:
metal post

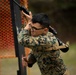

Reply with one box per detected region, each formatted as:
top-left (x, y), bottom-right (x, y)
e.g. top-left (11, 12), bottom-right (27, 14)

top-left (10, 0), bottom-right (27, 75)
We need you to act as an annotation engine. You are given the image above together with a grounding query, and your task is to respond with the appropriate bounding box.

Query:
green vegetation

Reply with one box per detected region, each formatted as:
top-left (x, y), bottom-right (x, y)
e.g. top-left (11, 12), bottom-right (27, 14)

top-left (61, 43), bottom-right (76, 75)
top-left (29, 0), bottom-right (76, 43)
top-left (62, 43), bottom-right (76, 65)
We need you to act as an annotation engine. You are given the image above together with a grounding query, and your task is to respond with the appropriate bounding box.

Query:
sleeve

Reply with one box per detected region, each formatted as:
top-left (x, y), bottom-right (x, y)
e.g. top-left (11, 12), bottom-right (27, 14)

top-left (18, 29), bottom-right (50, 48)
top-left (27, 52), bottom-right (36, 67)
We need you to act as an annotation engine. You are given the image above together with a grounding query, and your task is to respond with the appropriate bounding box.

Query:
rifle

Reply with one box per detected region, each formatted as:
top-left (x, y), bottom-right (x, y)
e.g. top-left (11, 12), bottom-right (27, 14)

top-left (49, 26), bottom-right (57, 35)
top-left (13, 0), bottom-right (29, 15)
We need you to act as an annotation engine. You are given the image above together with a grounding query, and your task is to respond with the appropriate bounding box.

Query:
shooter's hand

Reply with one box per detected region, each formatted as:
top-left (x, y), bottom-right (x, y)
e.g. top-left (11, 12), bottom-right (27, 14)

top-left (22, 55), bottom-right (28, 67)
top-left (24, 22), bottom-right (31, 30)
top-left (22, 11), bottom-right (32, 22)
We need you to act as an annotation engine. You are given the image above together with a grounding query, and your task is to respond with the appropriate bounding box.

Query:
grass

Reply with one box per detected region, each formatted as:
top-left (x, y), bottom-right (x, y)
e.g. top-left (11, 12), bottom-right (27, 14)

top-left (0, 43), bottom-right (76, 75)
top-left (61, 43), bottom-right (76, 75)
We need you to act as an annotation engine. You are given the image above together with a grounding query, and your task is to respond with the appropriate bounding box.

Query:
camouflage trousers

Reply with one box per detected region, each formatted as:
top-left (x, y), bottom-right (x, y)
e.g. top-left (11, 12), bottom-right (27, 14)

top-left (63, 70), bottom-right (70, 75)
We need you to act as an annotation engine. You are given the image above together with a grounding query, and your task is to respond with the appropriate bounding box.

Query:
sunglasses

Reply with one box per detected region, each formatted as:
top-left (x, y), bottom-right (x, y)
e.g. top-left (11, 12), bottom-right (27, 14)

top-left (30, 26), bottom-right (44, 30)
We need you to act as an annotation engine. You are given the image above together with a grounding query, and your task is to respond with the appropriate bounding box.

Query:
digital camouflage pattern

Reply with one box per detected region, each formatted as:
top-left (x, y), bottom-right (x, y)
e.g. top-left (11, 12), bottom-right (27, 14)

top-left (18, 29), bottom-right (67, 75)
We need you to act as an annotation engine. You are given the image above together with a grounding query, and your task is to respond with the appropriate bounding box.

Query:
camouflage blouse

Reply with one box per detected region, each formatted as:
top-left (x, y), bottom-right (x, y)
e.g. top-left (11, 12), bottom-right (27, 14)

top-left (18, 29), bottom-right (67, 75)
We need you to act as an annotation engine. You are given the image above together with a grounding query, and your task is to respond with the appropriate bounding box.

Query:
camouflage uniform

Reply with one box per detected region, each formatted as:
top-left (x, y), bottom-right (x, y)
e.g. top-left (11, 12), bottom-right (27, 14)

top-left (18, 29), bottom-right (67, 75)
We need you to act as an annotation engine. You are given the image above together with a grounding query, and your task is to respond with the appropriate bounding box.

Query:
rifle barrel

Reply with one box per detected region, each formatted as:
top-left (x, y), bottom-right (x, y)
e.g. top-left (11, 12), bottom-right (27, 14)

top-left (13, 0), bottom-right (29, 15)
top-left (13, 0), bottom-right (21, 7)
